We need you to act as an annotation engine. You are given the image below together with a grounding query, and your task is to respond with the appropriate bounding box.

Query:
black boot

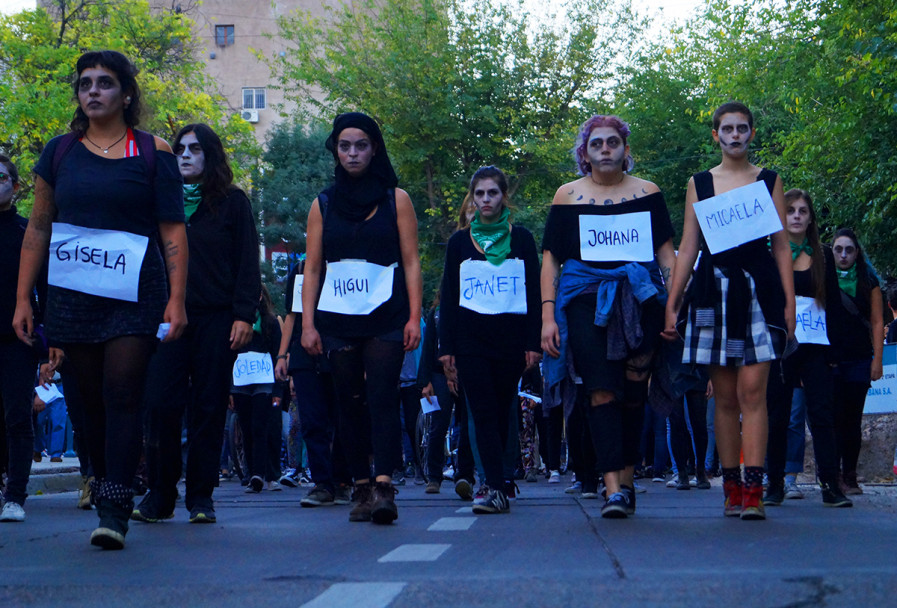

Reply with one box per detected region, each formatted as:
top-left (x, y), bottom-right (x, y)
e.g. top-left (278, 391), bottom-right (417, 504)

top-left (90, 481), bottom-right (134, 550)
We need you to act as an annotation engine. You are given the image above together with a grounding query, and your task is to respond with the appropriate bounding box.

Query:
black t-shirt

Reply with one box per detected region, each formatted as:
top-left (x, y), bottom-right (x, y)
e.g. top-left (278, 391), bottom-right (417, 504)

top-left (839, 271), bottom-right (880, 361)
top-left (541, 192), bottom-right (674, 268)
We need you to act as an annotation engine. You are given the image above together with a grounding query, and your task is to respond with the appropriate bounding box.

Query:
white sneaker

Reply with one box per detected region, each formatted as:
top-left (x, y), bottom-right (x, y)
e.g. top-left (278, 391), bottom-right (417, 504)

top-left (633, 481), bottom-right (647, 494)
top-left (267, 481), bottom-right (283, 492)
top-left (0, 502), bottom-right (25, 522)
top-left (666, 478), bottom-right (678, 488)
top-left (548, 470), bottom-right (561, 484)
top-left (784, 482), bottom-right (804, 500)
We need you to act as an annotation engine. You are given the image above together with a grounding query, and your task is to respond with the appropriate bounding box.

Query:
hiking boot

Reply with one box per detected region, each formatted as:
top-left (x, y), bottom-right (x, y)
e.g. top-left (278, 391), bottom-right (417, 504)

top-left (740, 485), bottom-right (766, 520)
top-left (425, 481), bottom-right (441, 494)
top-left (842, 471), bottom-right (863, 495)
top-left (300, 485), bottom-right (335, 507)
top-left (454, 478), bottom-right (474, 501)
top-left (370, 481), bottom-right (398, 524)
top-left (821, 482), bottom-right (853, 508)
top-left (472, 487), bottom-right (509, 514)
top-left (600, 492), bottom-right (629, 519)
top-left (723, 480), bottom-right (743, 517)
top-left (348, 483), bottom-right (373, 522)
top-left (78, 476), bottom-right (94, 510)
top-left (764, 482), bottom-right (785, 507)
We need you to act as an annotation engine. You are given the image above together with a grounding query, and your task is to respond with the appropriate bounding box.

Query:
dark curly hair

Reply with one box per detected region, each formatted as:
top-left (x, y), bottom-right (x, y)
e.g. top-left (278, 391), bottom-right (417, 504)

top-left (70, 50), bottom-right (142, 135)
top-left (173, 123), bottom-right (235, 207)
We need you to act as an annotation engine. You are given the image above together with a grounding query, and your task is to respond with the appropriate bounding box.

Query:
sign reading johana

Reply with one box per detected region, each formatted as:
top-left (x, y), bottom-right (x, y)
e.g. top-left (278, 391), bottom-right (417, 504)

top-left (578, 212), bottom-right (654, 262)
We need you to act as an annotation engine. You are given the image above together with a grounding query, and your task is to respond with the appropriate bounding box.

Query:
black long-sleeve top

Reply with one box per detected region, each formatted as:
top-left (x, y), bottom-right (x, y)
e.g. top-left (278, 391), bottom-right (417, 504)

top-left (185, 187), bottom-right (261, 323)
top-left (438, 226), bottom-right (541, 359)
top-left (416, 306), bottom-right (442, 387)
top-left (793, 245), bottom-right (844, 361)
top-left (0, 206), bottom-right (47, 343)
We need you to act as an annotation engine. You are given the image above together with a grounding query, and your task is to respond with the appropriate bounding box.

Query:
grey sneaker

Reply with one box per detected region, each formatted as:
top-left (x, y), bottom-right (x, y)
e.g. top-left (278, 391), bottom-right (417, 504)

top-left (300, 485), bottom-right (335, 507)
top-left (333, 484), bottom-right (352, 505)
top-left (784, 482), bottom-right (804, 500)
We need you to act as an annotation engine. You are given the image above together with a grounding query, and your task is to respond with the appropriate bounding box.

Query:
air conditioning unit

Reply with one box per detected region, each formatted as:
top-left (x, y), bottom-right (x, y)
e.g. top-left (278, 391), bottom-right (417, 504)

top-left (241, 109), bottom-right (259, 123)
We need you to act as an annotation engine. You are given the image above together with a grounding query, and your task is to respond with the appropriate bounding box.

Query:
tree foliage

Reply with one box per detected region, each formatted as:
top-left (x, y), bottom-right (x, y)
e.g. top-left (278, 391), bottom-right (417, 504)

top-left (0, 0), bottom-right (260, 213)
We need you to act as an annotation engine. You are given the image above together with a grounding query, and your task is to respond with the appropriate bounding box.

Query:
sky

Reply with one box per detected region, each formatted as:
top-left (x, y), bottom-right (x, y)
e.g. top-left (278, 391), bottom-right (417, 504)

top-left (1, 0), bottom-right (36, 15)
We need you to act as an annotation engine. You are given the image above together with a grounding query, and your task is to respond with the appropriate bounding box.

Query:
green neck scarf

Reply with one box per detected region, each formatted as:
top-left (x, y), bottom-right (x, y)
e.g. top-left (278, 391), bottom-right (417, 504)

top-left (183, 184), bottom-right (203, 220)
top-left (790, 238), bottom-right (813, 261)
top-left (837, 264), bottom-right (857, 298)
top-left (470, 207), bottom-right (512, 266)
top-left (252, 310), bottom-right (262, 335)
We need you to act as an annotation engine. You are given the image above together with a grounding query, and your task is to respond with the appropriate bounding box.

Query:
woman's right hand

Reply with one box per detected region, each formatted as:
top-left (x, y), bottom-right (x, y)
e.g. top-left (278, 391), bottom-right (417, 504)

top-left (12, 300), bottom-right (34, 346)
top-left (422, 382), bottom-right (434, 399)
top-left (301, 326), bottom-right (323, 356)
top-left (275, 357), bottom-right (289, 382)
top-left (541, 320), bottom-right (560, 358)
top-left (661, 303), bottom-right (680, 342)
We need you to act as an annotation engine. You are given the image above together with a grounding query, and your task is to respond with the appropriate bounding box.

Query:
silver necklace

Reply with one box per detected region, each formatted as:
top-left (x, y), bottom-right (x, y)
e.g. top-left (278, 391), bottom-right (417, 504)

top-left (84, 130), bottom-right (127, 154)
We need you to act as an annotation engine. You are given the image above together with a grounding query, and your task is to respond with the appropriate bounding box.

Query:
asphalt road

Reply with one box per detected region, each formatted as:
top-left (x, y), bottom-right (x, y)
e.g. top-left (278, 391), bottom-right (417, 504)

top-left (3, 476), bottom-right (897, 607)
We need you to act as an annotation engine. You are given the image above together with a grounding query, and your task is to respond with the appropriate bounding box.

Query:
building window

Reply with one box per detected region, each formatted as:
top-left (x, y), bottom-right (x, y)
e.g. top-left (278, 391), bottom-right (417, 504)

top-left (215, 25), bottom-right (234, 47)
top-left (242, 88), bottom-right (266, 110)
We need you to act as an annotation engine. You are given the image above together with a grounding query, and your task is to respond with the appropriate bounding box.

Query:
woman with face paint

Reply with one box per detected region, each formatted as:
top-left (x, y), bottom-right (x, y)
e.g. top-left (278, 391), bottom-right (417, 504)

top-left (301, 112), bottom-right (422, 525)
top-left (14, 50), bottom-right (188, 549)
top-left (763, 189), bottom-right (851, 508)
top-left (830, 228), bottom-right (883, 495)
top-left (541, 115), bottom-right (677, 518)
top-left (437, 166), bottom-right (541, 513)
top-left (664, 102), bottom-right (796, 521)
top-left (134, 123), bottom-right (261, 526)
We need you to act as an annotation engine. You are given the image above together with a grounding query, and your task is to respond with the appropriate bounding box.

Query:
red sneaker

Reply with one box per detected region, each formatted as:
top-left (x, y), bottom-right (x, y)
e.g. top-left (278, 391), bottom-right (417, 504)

top-left (723, 480), bottom-right (743, 517)
top-left (740, 484), bottom-right (766, 520)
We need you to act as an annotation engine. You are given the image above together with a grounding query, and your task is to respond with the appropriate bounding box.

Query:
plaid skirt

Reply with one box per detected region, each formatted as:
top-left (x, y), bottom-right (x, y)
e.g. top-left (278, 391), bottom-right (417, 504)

top-left (682, 266), bottom-right (783, 366)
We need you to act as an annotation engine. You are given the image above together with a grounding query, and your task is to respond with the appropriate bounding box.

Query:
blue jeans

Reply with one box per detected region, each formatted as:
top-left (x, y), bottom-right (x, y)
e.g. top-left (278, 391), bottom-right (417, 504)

top-left (34, 396), bottom-right (68, 458)
top-left (786, 388), bottom-right (807, 474)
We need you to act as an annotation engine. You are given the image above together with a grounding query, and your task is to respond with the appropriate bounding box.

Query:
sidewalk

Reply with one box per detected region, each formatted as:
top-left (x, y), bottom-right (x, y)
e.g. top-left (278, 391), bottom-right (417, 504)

top-left (26, 455), bottom-right (82, 496)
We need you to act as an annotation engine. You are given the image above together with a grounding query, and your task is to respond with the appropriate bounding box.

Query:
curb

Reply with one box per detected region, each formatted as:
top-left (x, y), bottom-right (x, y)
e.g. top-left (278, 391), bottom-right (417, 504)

top-left (27, 471), bottom-right (83, 496)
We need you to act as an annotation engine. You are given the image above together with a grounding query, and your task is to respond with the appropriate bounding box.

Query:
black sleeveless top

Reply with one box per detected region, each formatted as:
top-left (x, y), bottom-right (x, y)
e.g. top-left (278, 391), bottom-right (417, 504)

top-left (315, 186), bottom-right (409, 338)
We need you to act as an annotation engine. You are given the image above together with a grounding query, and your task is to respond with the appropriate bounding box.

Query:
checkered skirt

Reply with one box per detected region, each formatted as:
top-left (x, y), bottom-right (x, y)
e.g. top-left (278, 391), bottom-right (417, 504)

top-left (682, 266), bottom-right (780, 366)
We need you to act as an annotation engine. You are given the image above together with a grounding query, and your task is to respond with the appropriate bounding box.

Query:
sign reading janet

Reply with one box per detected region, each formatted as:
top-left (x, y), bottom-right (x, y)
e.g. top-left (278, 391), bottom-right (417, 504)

top-left (459, 258), bottom-right (527, 315)
top-left (579, 212), bottom-right (653, 262)
top-left (692, 181), bottom-right (782, 254)
top-left (291, 274), bottom-right (304, 313)
top-left (793, 296), bottom-right (829, 345)
top-left (49, 222), bottom-right (148, 302)
top-left (318, 260), bottom-right (395, 315)
top-left (233, 351), bottom-right (275, 386)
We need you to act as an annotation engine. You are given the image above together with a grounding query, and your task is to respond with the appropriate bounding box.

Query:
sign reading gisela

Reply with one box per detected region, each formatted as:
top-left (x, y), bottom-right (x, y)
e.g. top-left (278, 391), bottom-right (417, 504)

top-left (48, 223), bottom-right (148, 302)
top-left (692, 180), bottom-right (783, 254)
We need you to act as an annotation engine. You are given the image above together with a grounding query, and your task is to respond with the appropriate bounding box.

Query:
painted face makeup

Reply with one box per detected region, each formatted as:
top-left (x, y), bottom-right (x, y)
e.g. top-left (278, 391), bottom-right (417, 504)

top-left (587, 126), bottom-right (627, 174)
top-left (77, 66), bottom-right (126, 120)
top-left (833, 236), bottom-right (858, 270)
top-left (715, 113), bottom-right (753, 157)
top-left (175, 132), bottom-right (205, 183)
top-left (473, 177), bottom-right (504, 223)
top-left (0, 168), bottom-right (14, 209)
top-left (337, 128), bottom-right (375, 177)
top-left (786, 198), bottom-right (812, 238)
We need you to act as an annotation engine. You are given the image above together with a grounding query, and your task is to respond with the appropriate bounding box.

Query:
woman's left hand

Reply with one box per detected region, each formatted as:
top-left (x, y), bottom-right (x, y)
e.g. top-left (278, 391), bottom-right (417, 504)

top-left (403, 318), bottom-right (421, 352)
top-left (162, 300), bottom-right (188, 342)
top-left (871, 359), bottom-right (884, 382)
top-left (230, 320), bottom-right (253, 350)
top-left (525, 351), bottom-right (542, 370)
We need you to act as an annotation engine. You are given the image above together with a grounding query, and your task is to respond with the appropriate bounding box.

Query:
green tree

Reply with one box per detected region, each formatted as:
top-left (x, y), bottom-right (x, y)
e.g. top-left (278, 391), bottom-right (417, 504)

top-left (0, 0), bottom-right (260, 213)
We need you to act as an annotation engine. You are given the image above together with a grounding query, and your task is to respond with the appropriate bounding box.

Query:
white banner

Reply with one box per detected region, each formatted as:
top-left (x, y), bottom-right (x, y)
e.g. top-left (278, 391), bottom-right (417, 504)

top-left (793, 296), bottom-right (829, 345)
top-left (458, 258), bottom-right (527, 315)
top-left (291, 274), bottom-right (304, 313)
top-left (318, 260), bottom-right (395, 315)
top-left (692, 181), bottom-right (782, 254)
top-left (866, 344), bottom-right (897, 414)
top-left (579, 212), bottom-right (654, 262)
top-left (48, 222), bottom-right (148, 302)
top-left (233, 351), bottom-right (275, 387)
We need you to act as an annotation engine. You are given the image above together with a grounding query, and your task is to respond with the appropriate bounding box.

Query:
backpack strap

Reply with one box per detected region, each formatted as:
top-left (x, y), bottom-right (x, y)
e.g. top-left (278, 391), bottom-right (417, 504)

top-left (133, 129), bottom-right (157, 178)
top-left (50, 133), bottom-right (80, 184)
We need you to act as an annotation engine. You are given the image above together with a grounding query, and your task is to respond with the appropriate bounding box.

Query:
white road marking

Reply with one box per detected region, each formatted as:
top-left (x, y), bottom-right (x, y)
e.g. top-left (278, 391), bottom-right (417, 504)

top-left (300, 582), bottom-right (406, 608)
top-left (428, 517), bottom-right (475, 531)
top-left (455, 506), bottom-right (473, 514)
top-left (378, 543), bottom-right (451, 562)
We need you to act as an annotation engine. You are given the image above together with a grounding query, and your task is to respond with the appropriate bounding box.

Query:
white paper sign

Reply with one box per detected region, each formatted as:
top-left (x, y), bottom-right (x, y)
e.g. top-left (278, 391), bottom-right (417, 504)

top-left (233, 351), bottom-right (275, 386)
top-left (458, 258), bottom-right (527, 315)
top-left (692, 181), bottom-right (782, 254)
top-left (35, 383), bottom-right (64, 404)
top-left (48, 222), bottom-right (148, 302)
top-left (318, 260), bottom-right (395, 315)
top-left (291, 274), bottom-right (304, 313)
top-left (421, 396), bottom-right (440, 414)
top-left (579, 212), bottom-right (654, 262)
top-left (793, 296), bottom-right (829, 345)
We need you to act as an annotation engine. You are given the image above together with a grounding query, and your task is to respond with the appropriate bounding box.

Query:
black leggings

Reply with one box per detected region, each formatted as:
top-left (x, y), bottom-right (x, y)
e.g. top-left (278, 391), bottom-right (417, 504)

top-left (63, 336), bottom-right (155, 493)
top-left (834, 379), bottom-right (869, 475)
top-left (328, 337), bottom-right (405, 480)
top-left (455, 354), bottom-right (525, 490)
top-left (669, 390), bottom-right (709, 477)
top-left (232, 391), bottom-right (273, 481)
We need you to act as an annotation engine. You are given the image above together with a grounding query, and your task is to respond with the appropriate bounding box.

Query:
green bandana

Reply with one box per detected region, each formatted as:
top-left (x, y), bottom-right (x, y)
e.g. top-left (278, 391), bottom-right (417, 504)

top-left (183, 184), bottom-right (203, 220)
top-left (790, 238), bottom-right (813, 261)
top-left (470, 207), bottom-right (512, 266)
top-left (252, 310), bottom-right (262, 335)
top-left (837, 264), bottom-right (857, 298)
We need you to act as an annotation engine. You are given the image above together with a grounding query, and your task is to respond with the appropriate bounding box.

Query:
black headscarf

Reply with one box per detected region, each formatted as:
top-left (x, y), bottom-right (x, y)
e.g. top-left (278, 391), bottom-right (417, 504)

top-left (325, 112), bottom-right (398, 222)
